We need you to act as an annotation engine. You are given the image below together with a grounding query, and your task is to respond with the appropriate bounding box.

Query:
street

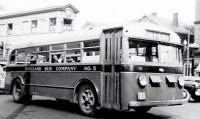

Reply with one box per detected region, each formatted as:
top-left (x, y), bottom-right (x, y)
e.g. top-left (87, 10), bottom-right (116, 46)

top-left (0, 94), bottom-right (199, 119)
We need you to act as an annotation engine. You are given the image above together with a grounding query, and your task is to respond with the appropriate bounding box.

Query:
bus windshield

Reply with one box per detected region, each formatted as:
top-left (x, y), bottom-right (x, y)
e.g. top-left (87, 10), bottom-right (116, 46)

top-left (128, 39), bottom-right (182, 64)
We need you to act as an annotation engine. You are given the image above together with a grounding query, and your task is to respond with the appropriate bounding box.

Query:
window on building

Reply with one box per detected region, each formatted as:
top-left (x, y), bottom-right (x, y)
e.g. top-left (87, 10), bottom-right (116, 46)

top-left (50, 18), bottom-right (56, 26)
top-left (31, 20), bottom-right (37, 28)
top-left (64, 18), bottom-right (72, 26)
top-left (31, 20), bottom-right (37, 33)
top-left (7, 23), bottom-right (13, 35)
top-left (49, 18), bottom-right (56, 32)
top-left (22, 21), bottom-right (29, 34)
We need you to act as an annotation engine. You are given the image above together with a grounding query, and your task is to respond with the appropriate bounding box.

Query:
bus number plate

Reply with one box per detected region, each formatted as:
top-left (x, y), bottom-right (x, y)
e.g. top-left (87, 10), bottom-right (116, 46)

top-left (138, 92), bottom-right (146, 100)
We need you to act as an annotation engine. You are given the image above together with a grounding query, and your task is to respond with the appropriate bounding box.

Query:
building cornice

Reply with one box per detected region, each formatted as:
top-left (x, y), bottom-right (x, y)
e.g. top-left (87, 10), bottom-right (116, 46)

top-left (0, 4), bottom-right (79, 20)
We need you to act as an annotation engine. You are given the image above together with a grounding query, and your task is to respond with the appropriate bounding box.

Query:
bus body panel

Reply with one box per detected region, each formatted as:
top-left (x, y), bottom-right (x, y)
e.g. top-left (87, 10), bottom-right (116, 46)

top-left (29, 71), bottom-right (101, 101)
top-left (5, 66), bottom-right (102, 103)
top-left (120, 72), bottom-right (183, 110)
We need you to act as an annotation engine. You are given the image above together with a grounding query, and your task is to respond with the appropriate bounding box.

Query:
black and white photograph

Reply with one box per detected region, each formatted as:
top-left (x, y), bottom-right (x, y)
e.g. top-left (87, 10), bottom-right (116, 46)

top-left (0, 0), bottom-right (199, 119)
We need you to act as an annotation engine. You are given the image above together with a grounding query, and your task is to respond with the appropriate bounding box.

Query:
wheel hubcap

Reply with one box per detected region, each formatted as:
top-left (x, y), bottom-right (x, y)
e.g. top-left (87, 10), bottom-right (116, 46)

top-left (80, 89), bottom-right (95, 111)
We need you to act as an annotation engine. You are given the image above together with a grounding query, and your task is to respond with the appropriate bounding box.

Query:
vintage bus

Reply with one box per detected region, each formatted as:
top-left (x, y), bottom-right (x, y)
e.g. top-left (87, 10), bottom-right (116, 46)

top-left (5, 22), bottom-right (185, 116)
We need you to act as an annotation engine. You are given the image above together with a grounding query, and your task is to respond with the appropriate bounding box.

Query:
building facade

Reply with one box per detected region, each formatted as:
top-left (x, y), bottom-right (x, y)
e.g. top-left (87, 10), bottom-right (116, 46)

top-left (0, 4), bottom-right (79, 64)
top-left (0, 4), bottom-right (79, 37)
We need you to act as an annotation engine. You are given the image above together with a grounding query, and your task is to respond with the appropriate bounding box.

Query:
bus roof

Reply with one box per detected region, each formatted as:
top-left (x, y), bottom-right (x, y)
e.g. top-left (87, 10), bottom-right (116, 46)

top-left (6, 22), bottom-right (182, 51)
top-left (6, 29), bottom-right (101, 50)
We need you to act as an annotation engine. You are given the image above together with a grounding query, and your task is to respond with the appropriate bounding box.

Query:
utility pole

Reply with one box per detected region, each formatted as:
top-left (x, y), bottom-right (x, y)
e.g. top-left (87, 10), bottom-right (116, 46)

top-left (186, 29), bottom-right (190, 76)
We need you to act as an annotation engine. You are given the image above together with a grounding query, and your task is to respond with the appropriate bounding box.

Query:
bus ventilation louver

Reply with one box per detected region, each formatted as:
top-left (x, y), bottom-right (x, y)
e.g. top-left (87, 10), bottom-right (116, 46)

top-left (149, 75), bottom-right (162, 87)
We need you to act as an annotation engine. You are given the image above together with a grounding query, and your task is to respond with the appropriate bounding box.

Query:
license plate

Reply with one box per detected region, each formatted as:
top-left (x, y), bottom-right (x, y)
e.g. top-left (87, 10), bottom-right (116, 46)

top-left (195, 89), bottom-right (200, 96)
top-left (138, 92), bottom-right (146, 100)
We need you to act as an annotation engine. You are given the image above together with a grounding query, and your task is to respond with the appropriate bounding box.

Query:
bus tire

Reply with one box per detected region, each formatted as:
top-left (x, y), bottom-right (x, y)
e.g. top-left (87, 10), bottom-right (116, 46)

top-left (133, 106), bottom-right (152, 113)
top-left (78, 85), bottom-right (97, 116)
top-left (12, 79), bottom-right (32, 104)
top-left (191, 95), bottom-right (200, 102)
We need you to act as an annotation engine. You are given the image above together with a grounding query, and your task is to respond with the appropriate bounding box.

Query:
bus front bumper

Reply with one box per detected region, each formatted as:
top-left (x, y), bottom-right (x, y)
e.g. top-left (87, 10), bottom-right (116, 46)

top-left (128, 99), bottom-right (187, 108)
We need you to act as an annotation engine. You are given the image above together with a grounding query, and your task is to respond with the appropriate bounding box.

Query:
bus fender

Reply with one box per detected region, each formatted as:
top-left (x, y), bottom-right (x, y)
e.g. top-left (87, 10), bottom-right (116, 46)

top-left (12, 75), bottom-right (25, 85)
top-left (73, 78), bottom-right (99, 105)
top-left (10, 75), bottom-right (25, 94)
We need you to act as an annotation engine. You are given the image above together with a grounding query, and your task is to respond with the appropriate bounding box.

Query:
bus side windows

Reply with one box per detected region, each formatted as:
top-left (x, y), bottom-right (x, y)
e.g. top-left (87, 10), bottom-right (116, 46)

top-left (38, 52), bottom-right (49, 63)
top-left (16, 49), bottom-right (26, 64)
top-left (82, 40), bottom-right (100, 63)
top-left (27, 53), bottom-right (37, 64)
top-left (66, 50), bottom-right (80, 63)
top-left (51, 53), bottom-right (64, 63)
top-left (10, 50), bottom-right (16, 64)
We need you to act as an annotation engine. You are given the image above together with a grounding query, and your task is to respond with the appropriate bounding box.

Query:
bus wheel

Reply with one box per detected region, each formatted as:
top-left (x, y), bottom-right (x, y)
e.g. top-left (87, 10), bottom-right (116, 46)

top-left (191, 95), bottom-right (200, 102)
top-left (12, 79), bottom-right (32, 103)
top-left (133, 107), bottom-right (152, 113)
top-left (78, 85), bottom-right (97, 116)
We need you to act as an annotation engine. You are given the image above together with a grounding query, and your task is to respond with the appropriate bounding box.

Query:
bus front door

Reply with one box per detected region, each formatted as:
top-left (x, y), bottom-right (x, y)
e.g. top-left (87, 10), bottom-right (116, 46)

top-left (101, 27), bottom-right (123, 110)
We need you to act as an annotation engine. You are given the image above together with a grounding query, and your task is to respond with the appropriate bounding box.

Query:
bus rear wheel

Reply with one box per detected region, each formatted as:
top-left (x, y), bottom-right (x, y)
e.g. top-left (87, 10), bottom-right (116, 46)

top-left (12, 79), bottom-right (32, 103)
top-left (133, 107), bottom-right (152, 113)
top-left (78, 85), bottom-right (97, 116)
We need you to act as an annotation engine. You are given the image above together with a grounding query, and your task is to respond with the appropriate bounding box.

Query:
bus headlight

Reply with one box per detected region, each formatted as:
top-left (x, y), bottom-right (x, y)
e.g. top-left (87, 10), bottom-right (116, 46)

top-left (138, 75), bottom-right (147, 87)
top-left (178, 77), bottom-right (185, 87)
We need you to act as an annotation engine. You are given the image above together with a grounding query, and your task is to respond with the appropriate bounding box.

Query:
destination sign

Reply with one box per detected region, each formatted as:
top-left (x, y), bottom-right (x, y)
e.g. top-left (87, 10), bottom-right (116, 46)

top-left (146, 30), bottom-right (170, 41)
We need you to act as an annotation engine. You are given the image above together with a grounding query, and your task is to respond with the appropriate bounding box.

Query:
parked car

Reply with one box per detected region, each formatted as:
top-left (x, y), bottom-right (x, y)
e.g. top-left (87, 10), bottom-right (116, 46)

top-left (184, 76), bottom-right (200, 102)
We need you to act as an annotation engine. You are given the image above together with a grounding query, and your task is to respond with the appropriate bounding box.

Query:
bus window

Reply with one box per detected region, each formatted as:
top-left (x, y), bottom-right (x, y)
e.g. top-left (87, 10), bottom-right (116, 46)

top-left (52, 44), bottom-right (64, 51)
top-left (38, 46), bottom-right (50, 63)
top-left (66, 50), bottom-right (80, 63)
top-left (10, 50), bottom-right (16, 64)
top-left (67, 42), bottom-right (80, 49)
top-left (51, 53), bottom-right (64, 63)
top-left (66, 42), bottom-right (81, 63)
top-left (159, 45), bottom-right (181, 64)
top-left (27, 53), bottom-right (37, 64)
top-left (129, 39), bottom-right (158, 62)
top-left (39, 46), bottom-right (49, 51)
top-left (16, 49), bottom-right (26, 64)
top-left (82, 40), bottom-right (100, 63)
top-left (38, 52), bottom-right (49, 63)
